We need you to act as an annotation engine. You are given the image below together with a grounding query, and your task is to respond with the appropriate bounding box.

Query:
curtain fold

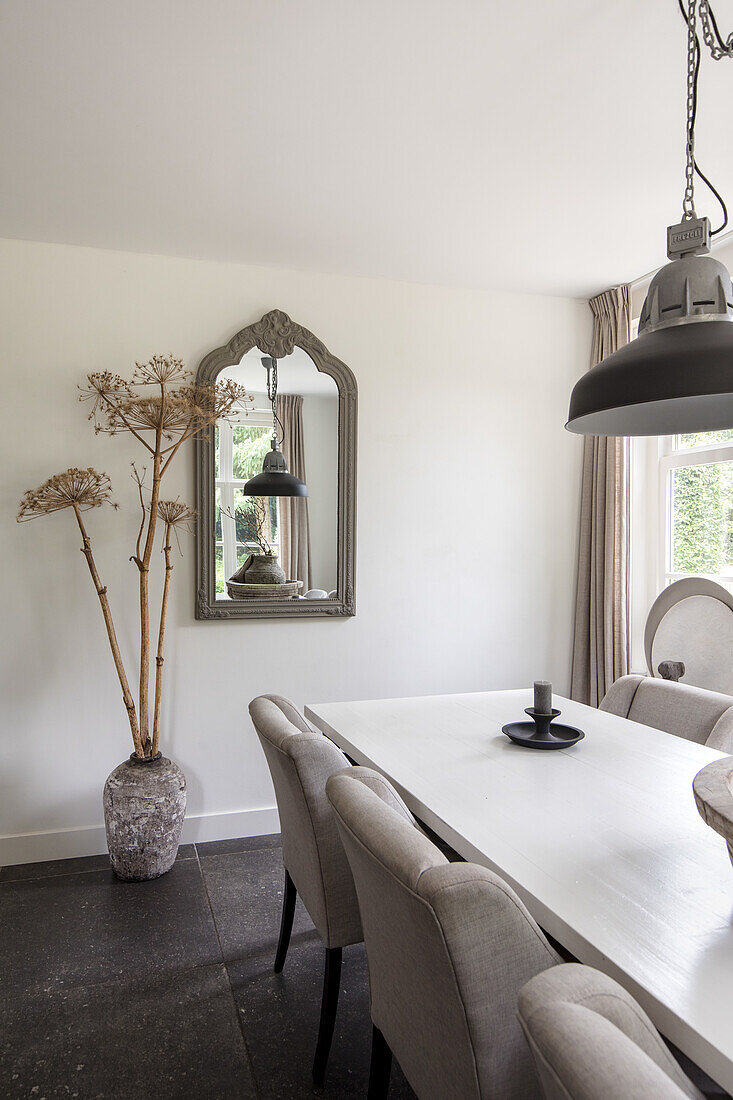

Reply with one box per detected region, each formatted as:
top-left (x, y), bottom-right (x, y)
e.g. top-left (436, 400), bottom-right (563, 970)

top-left (570, 286), bottom-right (632, 707)
top-left (276, 394), bottom-right (312, 590)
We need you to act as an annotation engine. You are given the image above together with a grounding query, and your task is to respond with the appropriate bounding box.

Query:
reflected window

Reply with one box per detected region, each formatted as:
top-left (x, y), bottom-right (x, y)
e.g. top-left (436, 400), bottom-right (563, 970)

top-left (215, 413), bottom-right (278, 595)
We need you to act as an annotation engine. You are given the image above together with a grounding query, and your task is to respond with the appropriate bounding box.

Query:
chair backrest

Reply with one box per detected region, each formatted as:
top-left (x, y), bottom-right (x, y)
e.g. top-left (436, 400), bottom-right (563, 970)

top-left (249, 694), bottom-right (362, 949)
top-left (326, 766), bottom-right (560, 1100)
top-left (518, 963), bottom-right (704, 1100)
top-left (599, 674), bottom-right (733, 751)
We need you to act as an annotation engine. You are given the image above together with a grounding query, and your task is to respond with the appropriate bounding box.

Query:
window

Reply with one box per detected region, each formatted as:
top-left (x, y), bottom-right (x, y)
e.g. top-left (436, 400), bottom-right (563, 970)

top-left (215, 412), bottom-right (279, 596)
top-left (659, 430), bottom-right (733, 592)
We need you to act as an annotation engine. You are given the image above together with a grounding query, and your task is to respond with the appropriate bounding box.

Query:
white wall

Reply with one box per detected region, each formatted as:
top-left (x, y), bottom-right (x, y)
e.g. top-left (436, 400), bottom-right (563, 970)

top-left (0, 238), bottom-right (591, 863)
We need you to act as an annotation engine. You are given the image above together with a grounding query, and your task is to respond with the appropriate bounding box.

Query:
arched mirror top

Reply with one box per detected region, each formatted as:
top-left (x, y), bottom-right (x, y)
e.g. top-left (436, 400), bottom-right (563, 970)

top-left (196, 308), bottom-right (357, 396)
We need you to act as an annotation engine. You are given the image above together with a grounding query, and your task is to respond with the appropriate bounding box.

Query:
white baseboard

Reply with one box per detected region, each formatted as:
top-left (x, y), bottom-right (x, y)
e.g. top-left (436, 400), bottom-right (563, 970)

top-left (0, 806), bottom-right (280, 867)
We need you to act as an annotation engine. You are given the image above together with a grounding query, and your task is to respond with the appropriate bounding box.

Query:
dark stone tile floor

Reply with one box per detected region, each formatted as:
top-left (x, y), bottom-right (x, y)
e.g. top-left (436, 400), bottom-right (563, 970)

top-left (0, 836), bottom-right (416, 1099)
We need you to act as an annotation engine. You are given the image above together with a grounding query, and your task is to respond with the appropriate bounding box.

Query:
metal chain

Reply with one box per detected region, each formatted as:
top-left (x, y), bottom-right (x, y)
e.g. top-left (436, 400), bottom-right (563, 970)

top-left (265, 358), bottom-right (278, 406)
top-left (265, 357), bottom-right (282, 447)
top-left (699, 0), bottom-right (733, 58)
top-left (683, 0), bottom-right (698, 219)
top-left (679, 0), bottom-right (733, 230)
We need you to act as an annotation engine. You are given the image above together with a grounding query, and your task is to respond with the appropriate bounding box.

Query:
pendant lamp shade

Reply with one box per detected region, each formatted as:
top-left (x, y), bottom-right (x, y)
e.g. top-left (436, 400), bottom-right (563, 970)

top-left (242, 356), bottom-right (308, 496)
top-left (565, 3), bottom-right (733, 437)
top-left (242, 440), bottom-right (308, 498)
top-left (567, 251), bottom-right (733, 436)
top-left (567, 321), bottom-right (733, 436)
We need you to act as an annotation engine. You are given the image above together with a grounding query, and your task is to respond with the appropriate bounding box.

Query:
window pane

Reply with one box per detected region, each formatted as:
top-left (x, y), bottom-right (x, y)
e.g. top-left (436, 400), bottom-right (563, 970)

top-left (233, 489), bottom-right (279, 554)
top-left (215, 544), bottom-right (224, 595)
top-left (214, 424), bottom-right (220, 478)
top-left (232, 424), bottom-right (272, 479)
top-left (677, 429), bottom-right (733, 449)
top-left (671, 461), bottom-right (733, 576)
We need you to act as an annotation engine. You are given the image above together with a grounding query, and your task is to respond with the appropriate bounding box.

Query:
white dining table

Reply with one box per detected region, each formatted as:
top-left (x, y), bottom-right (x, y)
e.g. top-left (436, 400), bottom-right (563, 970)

top-left (305, 689), bottom-right (733, 1094)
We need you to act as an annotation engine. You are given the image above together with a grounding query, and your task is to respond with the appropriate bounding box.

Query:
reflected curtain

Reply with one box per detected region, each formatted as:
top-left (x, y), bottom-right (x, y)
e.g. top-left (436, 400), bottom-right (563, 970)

top-left (276, 394), bottom-right (312, 590)
top-left (570, 285), bottom-right (631, 707)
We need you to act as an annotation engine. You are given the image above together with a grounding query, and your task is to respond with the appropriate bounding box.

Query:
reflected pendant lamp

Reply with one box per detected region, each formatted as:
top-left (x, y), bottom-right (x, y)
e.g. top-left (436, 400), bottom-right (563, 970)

top-left (567, 0), bottom-right (733, 437)
top-left (243, 356), bottom-right (307, 497)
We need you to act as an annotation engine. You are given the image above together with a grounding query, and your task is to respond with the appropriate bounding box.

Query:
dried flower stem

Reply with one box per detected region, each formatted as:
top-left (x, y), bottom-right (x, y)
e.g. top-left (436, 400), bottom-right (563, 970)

top-left (72, 503), bottom-right (144, 757)
top-left (135, 449), bottom-right (162, 754)
top-left (14, 356), bottom-right (253, 758)
top-left (152, 520), bottom-right (174, 757)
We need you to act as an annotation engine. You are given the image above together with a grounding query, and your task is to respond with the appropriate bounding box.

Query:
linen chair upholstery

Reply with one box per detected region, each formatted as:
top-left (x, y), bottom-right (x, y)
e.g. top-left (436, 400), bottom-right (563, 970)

top-left (327, 766), bottom-right (561, 1100)
top-left (599, 675), bottom-right (733, 752)
top-left (249, 693), bottom-right (362, 949)
top-left (518, 964), bottom-right (705, 1100)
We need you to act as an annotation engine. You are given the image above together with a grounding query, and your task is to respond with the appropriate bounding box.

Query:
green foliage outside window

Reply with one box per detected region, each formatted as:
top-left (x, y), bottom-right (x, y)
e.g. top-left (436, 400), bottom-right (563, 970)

top-left (679, 429), bottom-right (733, 449)
top-left (672, 451), bottom-right (733, 575)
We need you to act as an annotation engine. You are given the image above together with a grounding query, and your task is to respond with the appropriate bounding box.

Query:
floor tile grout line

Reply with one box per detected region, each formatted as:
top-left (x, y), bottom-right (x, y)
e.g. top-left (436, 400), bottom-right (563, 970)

top-left (194, 842), bottom-right (262, 1098)
top-left (0, 837), bottom-right (281, 886)
top-left (193, 840), bottom-right (281, 859)
top-left (0, 856), bottom-right (199, 886)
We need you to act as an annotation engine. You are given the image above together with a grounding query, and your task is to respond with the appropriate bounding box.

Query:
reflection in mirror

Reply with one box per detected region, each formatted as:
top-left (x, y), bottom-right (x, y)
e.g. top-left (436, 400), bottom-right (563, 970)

top-left (215, 347), bottom-right (339, 602)
top-left (195, 309), bottom-right (356, 620)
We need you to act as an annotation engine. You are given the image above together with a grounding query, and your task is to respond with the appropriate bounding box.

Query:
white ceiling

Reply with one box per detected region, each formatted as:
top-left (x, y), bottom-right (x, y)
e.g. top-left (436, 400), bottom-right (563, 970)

top-left (1, 0), bottom-right (732, 298)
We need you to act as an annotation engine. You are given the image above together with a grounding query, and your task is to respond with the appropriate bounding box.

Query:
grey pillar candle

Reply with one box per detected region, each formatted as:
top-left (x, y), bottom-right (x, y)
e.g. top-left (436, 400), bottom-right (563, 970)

top-left (534, 681), bottom-right (552, 714)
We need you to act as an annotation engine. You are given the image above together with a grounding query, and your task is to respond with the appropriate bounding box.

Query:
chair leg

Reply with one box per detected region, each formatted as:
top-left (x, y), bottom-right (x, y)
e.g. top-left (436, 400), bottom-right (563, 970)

top-left (312, 946), bottom-right (342, 1085)
top-left (274, 869), bottom-right (296, 974)
top-left (367, 1025), bottom-right (392, 1099)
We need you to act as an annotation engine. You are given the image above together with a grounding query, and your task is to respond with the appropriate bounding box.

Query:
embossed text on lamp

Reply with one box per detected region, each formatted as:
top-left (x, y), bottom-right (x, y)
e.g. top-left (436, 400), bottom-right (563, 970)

top-left (243, 356), bottom-right (308, 498)
top-left (567, 0), bottom-right (733, 437)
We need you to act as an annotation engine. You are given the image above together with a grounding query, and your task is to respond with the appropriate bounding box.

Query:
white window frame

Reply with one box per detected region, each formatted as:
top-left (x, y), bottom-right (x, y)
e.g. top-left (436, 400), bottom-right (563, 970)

top-left (215, 410), bottom-right (278, 590)
top-left (658, 434), bottom-right (733, 591)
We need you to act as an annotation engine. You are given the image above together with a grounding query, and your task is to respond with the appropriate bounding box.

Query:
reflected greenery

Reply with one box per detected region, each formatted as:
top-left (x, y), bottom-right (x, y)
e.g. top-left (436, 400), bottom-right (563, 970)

top-left (233, 425), bottom-right (271, 478)
top-left (215, 423), bottom-right (279, 594)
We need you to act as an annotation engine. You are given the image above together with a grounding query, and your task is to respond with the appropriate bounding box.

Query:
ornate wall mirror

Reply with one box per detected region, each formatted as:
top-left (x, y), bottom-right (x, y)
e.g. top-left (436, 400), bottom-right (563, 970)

top-left (195, 309), bottom-right (357, 619)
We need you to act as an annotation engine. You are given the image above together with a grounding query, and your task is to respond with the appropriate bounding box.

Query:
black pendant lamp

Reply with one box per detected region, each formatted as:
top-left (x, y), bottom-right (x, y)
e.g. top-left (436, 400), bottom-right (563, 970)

top-left (567, 0), bottom-right (733, 437)
top-left (243, 357), bottom-right (307, 498)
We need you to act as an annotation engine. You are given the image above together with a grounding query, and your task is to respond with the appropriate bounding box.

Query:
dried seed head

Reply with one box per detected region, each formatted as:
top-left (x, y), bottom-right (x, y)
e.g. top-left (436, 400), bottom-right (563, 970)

top-left (79, 361), bottom-right (251, 441)
top-left (18, 468), bottom-right (114, 521)
top-left (157, 499), bottom-right (197, 528)
top-left (133, 354), bottom-right (188, 386)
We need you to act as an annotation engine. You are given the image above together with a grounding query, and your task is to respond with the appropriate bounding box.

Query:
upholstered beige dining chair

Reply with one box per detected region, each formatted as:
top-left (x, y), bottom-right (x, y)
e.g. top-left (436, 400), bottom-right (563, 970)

top-left (326, 765), bottom-right (561, 1100)
top-left (599, 675), bottom-right (733, 752)
top-left (248, 694), bottom-right (364, 1086)
top-left (518, 964), bottom-right (705, 1100)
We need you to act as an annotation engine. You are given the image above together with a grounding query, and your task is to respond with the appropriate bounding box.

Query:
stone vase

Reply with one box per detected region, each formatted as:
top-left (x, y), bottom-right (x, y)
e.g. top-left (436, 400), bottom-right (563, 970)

top-left (245, 553), bottom-right (286, 585)
top-left (103, 754), bottom-right (186, 881)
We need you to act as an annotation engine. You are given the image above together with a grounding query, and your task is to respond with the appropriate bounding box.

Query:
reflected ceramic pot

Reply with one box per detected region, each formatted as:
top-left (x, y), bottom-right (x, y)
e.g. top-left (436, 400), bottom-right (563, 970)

top-left (103, 754), bottom-right (186, 881)
top-left (245, 553), bottom-right (286, 585)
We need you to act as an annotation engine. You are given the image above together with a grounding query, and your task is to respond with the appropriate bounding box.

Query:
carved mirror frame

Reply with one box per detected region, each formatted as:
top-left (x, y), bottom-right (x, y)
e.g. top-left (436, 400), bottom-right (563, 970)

top-left (195, 309), bottom-right (357, 620)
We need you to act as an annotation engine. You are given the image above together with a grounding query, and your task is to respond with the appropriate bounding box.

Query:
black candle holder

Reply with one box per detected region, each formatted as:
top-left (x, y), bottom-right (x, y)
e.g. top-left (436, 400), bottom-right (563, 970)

top-left (501, 707), bottom-right (585, 751)
top-left (524, 707), bottom-right (562, 740)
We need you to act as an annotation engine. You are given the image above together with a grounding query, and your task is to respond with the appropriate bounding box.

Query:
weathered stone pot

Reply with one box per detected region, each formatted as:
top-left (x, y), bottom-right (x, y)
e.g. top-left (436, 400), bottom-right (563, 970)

top-left (103, 753), bottom-right (186, 881)
top-left (245, 553), bottom-right (286, 585)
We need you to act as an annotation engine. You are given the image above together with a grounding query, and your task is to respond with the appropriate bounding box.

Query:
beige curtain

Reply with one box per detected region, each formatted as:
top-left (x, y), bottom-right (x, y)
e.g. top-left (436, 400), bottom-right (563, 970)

top-left (570, 286), bottom-right (632, 707)
top-left (277, 394), bottom-right (312, 590)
